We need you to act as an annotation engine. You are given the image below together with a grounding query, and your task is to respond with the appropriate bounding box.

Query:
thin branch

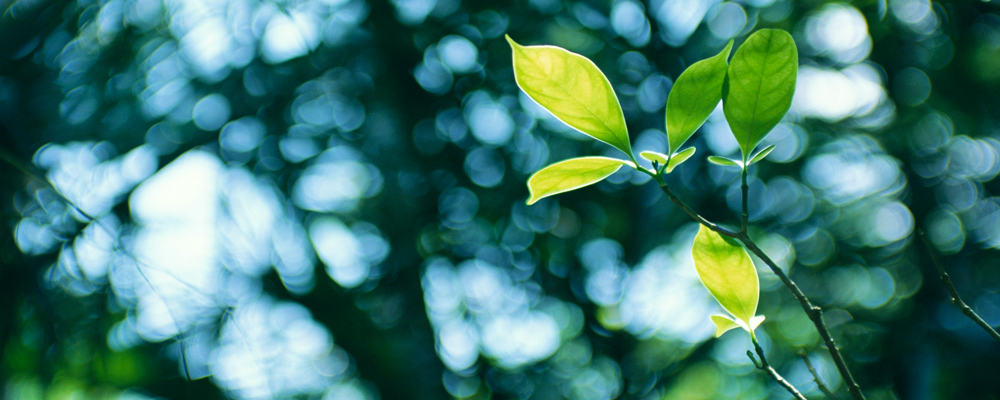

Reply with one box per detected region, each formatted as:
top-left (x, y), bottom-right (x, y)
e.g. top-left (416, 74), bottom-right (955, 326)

top-left (917, 229), bottom-right (1000, 343)
top-left (800, 352), bottom-right (842, 400)
top-left (657, 182), bottom-right (866, 400)
top-left (747, 338), bottom-right (808, 400)
top-left (741, 166), bottom-right (749, 234)
top-left (658, 184), bottom-right (741, 239)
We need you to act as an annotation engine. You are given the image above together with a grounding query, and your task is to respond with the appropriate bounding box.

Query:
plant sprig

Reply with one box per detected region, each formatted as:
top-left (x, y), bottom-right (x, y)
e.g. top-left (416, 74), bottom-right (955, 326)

top-left (508, 29), bottom-right (868, 400)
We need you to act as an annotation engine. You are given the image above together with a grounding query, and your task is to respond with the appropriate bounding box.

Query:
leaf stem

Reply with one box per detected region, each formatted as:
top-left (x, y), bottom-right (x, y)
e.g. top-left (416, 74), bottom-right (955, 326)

top-left (748, 337), bottom-right (808, 400)
top-left (917, 229), bottom-right (1000, 343)
top-left (800, 352), bottom-right (842, 400)
top-left (655, 180), bottom-right (866, 400)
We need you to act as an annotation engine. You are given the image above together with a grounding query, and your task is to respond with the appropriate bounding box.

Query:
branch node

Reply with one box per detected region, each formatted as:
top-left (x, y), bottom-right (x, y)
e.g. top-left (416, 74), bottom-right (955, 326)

top-left (747, 350), bottom-right (762, 369)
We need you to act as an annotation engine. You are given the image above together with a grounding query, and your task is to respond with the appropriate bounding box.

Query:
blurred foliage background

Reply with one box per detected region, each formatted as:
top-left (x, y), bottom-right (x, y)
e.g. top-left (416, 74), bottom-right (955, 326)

top-left (2, 0), bottom-right (1000, 399)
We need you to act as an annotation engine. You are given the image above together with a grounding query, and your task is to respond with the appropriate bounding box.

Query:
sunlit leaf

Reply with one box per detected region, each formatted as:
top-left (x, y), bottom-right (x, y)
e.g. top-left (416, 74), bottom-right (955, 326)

top-left (747, 144), bottom-right (776, 165)
top-left (640, 150), bottom-right (668, 165)
top-left (692, 225), bottom-right (759, 326)
top-left (749, 315), bottom-right (766, 331)
top-left (723, 29), bottom-right (797, 160)
top-left (707, 156), bottom-right (743, 168)
top-left (666, 147), bottom-right (696, 173)
top-left (526, 156), bottom-right (633, 205)
top-left (507, 35), bottom-right (632, 157)
top-left (666, 41), bottom-right (733, 153)
top-left (711, 315), bottom-right (741, 338)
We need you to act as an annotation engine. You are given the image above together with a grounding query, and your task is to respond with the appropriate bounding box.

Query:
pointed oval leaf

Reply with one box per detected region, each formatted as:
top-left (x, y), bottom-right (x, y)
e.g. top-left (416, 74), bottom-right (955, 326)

top-left (723, 29), bottom-right (798, 160)
top-left (747, 144), bottom-right (776, 165)
top-left (666, 40), bottom-right (733, 153)
top-left (507, 35), bottom-right (632, 157)
top-left (526, 157), bottom-right (633, 205)
top-left (666, 147), bottom-right (696, 173)
top-left (711, 315), bottom-right (741, 338)
top-left (692, 225), bottom-right (759, 326)
top-left (640, 150), bottom-right (668, 165)
top-left (707, 156), bottom-right (743, 168)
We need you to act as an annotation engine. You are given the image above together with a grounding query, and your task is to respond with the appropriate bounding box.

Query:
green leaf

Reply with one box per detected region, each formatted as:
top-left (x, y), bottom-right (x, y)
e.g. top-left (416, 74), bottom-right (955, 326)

top-left (666, 40), bottom-right (733, 153)
top-left (666, 147), bottom-right (696, 173)
top-left (747, 144), bottom-right (776, 165)
top-left (507, 35), bottom-right (633, 157)
top-left (723, 29), bottom-right (798, 160)
top-left (711, 315), bottom-right (741, 338)
top-left (526, 156), bottom-right (633, 205)
top-left (692, 225), bottom-right (760, 326)
top-left (640, 150), bottom-right (668, 165)
top-left (707, 156), bottom-right (743, 168)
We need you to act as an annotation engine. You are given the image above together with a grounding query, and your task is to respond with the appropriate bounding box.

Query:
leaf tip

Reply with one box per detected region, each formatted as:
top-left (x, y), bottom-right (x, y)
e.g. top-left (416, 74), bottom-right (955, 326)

top-left (505, 34), bottom-right (521, 50)
top-left (722, 39), bottom-right (735, 60)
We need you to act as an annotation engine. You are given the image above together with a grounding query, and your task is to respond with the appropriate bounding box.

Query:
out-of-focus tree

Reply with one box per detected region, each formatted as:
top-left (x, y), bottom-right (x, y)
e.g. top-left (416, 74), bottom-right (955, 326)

top-left (2, 0), bottom-right (1000, 399)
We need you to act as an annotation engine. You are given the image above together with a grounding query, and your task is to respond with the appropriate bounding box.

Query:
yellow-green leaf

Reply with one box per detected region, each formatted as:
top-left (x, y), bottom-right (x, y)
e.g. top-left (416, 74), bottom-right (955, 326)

top-left (692, 225), bottom-right (759, 326)
top-left (666, 147), bottom-right (696, 173)
top-left (711, 315), bottom-right (741, 338)
top-left (666, 40), bottom-right (733, 153)
top-left (507, 35), bottom-right (632, 157)
top-left (526, 157), bottom-right (632, 205)
top-left (707, 156), bottom-right (743, 168)
top-left (640, 150), bottom-right (668, 165)
top-left (723, 29), bottom-right (798, 160)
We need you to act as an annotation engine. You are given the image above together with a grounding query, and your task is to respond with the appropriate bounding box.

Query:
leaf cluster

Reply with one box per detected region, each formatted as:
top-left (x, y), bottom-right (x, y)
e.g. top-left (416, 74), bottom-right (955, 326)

top-left (510, 29), bottom-right (799, 340)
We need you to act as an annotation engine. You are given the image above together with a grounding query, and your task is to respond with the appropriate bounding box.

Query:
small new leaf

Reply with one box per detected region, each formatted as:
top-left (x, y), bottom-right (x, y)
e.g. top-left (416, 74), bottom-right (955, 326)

top-left (640, 151), bottom-right (668, 165)
top-left (707, 156), bottom-right (743, 168)
top-left (507, 35), bottom-right (633, 157)
top-left (711, 315), bottom-right (741, 338)
top-left (640, 148), bottom-right (697, 173)
top-left (748, 144), bottom-right (776, 165)
top-left (526, 157), bottom-right (633, 205)
top-left (710, 314), bottom-right (767, 338)
top-left (692, 225), bottom-right (760, 327)
top-left (666, 40), bottom-right (733, 153)
top-left (666, 147), bottom-right (696, 173)
top-left (723, 29), bottom-right (797, 160)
